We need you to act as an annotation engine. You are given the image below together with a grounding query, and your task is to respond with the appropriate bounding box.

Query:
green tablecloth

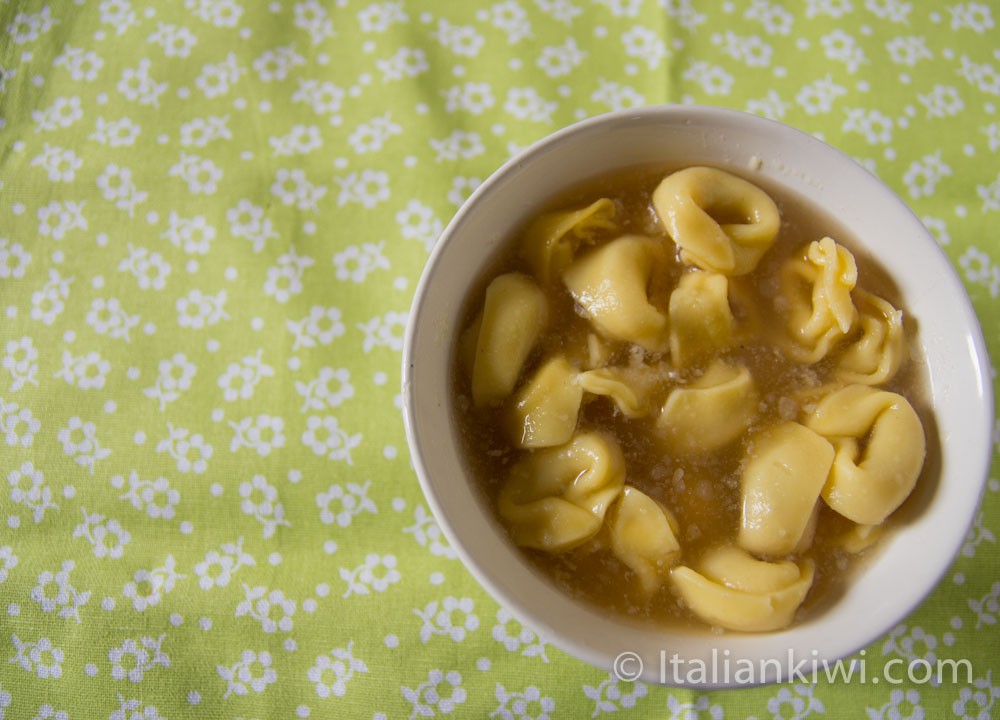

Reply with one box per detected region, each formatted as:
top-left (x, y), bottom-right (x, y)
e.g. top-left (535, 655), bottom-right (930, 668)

top-left (1, 1), bottom-right (998, 718)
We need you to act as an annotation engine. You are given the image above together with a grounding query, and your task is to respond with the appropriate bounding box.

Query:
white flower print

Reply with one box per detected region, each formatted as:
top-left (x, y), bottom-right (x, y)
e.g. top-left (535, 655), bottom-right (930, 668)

top-left (743, 0), bottom-right (795, 35)
top-left (168, 152), bottom-right (223, 195)
top-left (32, 95), bottom-right (83, 133)
top-left (118, 244), bottom-right (170, 291)
top-left (115, 471), bottom-right (180, 520)
top-left (195, 537), bottom-right (255, 591)
top-left (903, 152), bottom-right (953, 198)
top-left (596, 0), bottom-right (643, 17)
top-left (622, 25), bottom-right (669, 69)
top-left (53, 45), bottom-right (103, 81)
top-left (163, 212), bottom-right (216, 255)
top-left (867, 688), bottom-right (922, 720)
top-left (403, 504), bottom-right (457, 560)
top-left (218, 349), bottom-right (275, 402)
top-left (122, 555), bottom-right (184, 611)
top-left (922, 216), bottom-right (950, 246)
top-left (957, 55), bottom-right (1000, 98)
top-left (358, 310), bottom-right (407, 353)
top-left (536, 0), bottom-right (583, 24)
top-left (73, 508), bottom-right (130, 559)
top-left (432, 19), bottom-right (485, 57)
top-left (486, 1), bottom-right (532, 44)
top-left (766, 683), bottom-right (824, 719)
top-left (6, 5), bottom-right (56, 43)
top-left (493, 607), bottom-right (549, 660)
top-left (747, 89), bottom-right (789, 120)
top-left (269, 124), bottom-right (323, 158)
top-left (235, 584), bottom-right (296, 633)
top-left (882, 625), bottom-right (939, 669)
top-left (294, 0), bottom-right (335, 44)
top-left (38, 200), bottom-right (88, 239)
top-left (590, 79), bottom-right (646, 110)
top-left (961, 509), bottom-right (997, 557)
top-left (982, 122), bottom-right (1000, 153)
top-left (348, 113), bottom-right (403, 154)
top-left (9, 635), bottom-right (64, 679)
top-left (272, 167), bottom-right (327, 211)
top-left (286, 306), bottom-right (346, 350)
top-left (86, 297), bottom-right (140, 342)
top-left (58, 416), bottom-right (110, 471)
top-left (443, 82), bottom-right (496, 115)
top-left (396, 200), bottom-right (443, 253)
top-left (109, 697), bottom-right (167, 720)
top-left (296, 366), bottom-right (354, 412)
top-left (108, 636), bottom-right (169, 683)
top-left (977, 172), bottom-right (1000, 214)
top-left (117, 60), bottom-right (168, 107)
top-left (537, 37), bottom-right (585, 78)
top-left (447, 175), bottom-right (482, 206)
top-left (0, 544), bottom-right (18, 583)
top-left (308, 642), bottom-right (368, 698)
top-left (503, 87), bottom-right (557, 123)
top-left (402, 670), bottom-right (467, 719)
top-left (31, 143), bottom-right (83, 182)
top-left (96, 163), bottom-right (148, 215)
top-left (717, 30), bottom-right (773, 67)
top-left (948, 2), bottom-right (995, 33)
top-left (55, 350), bottom-right (110, 390)
top-left (843, 107), bottom-right (894, 145)
top-left (865, 0), bottom-right (911, 23)
top-left (415, 597), bottom-right (479, 643)
top-left (820, 29), bottom-right (866, 73)
top-left (682, 61), bottom-right (734, 95)
top-left (176, 288), bottom-right (228, 329)
top-left (918, 84), bottom-right (964, 118)
top-left (263, 247), bottom-right (315, 303)
top-left (0, 238), bottom-right (31, 279)
top-left (185, 0), bottom-right (244, 28)
top-left (195, 52), bottom-right (243, 98)
top-left (30, 560), bottom-right (90, 623)
top-left (885, 36), bottom-right (932, 67)
top-left (3, 336), bottom-right (39, 392)
top-left (216, 650), bottom-right (277, 699)
top-left (32, 704), bottom-right (69, 720)
top-left (795, 74), bottom-right (847, 115)
top-left (179, 115), bottom-right (231, 147)
top-left (147, 22), bottom-right (197, 58)
top-left (8, 461), bottom-right (58, 523)
top-left (340, 553), bottom-right (400, 597)
top-left (156, 422), bottom-right (213, 474)
top-left (238, 474), bottom-right (290, 538)
top-left (431, 130), bottom-right (485, 162)
top-left (227, 199), bottom-right (278, 252)
top-left (358, 1), bottom-right (408, 33)
top-left (302, 415), bottom-right (362, 463)
top-left (292, 78), bottom-right (346, 117)
top-left (583, 673), bottom-right (649, 715)
top-left (144, 353), bottom-right (196, 410)
top-left (0, 398), bottom-right (41, 448)
top-left (491, 684), bottom-right (555, 720)
top-left (316, 481), bottom-right (376, 527)
top-left (666, 694), bottom-right (724, 720)
top-left (952, 672), bottom-right (1000, 718)
top-left (253, 44), bottom-right (305, 82)
top-left (98, 0), bottom-right (136, 36)
top-left (230, 415), bottom-right (287, 459)
top-left (334, 169), bottom-right (389, 208)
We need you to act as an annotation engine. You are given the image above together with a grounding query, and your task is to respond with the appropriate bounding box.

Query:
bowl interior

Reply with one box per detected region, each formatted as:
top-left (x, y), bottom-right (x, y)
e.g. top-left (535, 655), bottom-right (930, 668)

top-left (402, 106), bottom-right (993, 687)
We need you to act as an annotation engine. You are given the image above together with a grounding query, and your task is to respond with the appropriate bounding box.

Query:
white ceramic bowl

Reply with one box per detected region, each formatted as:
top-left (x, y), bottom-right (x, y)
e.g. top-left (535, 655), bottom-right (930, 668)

top-left (401, 106), bottom-right (993, 687)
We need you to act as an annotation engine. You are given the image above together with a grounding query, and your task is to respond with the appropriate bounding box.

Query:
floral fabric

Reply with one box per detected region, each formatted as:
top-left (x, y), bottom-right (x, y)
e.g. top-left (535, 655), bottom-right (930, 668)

top-left (1, 1), bottom-right (998, 719)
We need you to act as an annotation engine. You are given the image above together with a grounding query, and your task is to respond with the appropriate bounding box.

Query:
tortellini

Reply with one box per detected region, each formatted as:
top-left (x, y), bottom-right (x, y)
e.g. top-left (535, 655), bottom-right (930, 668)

top-left (805, 384), bottom-right (926, 525)
top-left (521, 198), bottom-right (617, 284)
top-left (668, 271), bottom-right (735, 368)
top-left (497, 432), bottom-right (625, 552)
top-left (652, 166), bottom-right (780, 276)
top-left (563, 235), bottom-right (670, 353)
top-left (457, 165), bottom-right (929, 634)
top-left (468, 272), bottom-right (548, 407)
top-left (738, 422), bottom-right (834, 557)
top-left (657, 361), bottom-right (758, 454)
top-left (606, 486), bottom-right (682, 596)
top-left (780, 237), bottom-right (858, 363)
top-left (670, 546), bottom-right (814, 632)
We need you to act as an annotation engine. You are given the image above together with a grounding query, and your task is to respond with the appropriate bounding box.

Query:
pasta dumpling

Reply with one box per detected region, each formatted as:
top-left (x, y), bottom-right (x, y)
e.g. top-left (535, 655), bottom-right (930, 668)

top-left (805, 384), bottom-right (925, 525)
top-left (668, 271), bottom-right (735, 369)
top-left (738, 422), bottom-right (835, 557)
top-left (563, 235), bottom-right (670, 353)
top-left (606, 486), bottom-right (682, 596)
top-left (498, 432), bottom-right (626, 552)
top-left (652, 166), bottom-right (780, 276)
top-left (469, 272), bottom-right (548, 407)
top-left (670, 546), bottom-right (814, 632)
top-left (506, 356), bottom-right (583, 448)
top-left (577, 362), bottom-right (666, 418)
top-left (657, 361), bottom-right (757, 454)
top-left (836, 290), bottom-right (905, 385)
top-left (521, 198), bottom-right (618, 284)
top-left (780, 237), bottom-right (858, 363)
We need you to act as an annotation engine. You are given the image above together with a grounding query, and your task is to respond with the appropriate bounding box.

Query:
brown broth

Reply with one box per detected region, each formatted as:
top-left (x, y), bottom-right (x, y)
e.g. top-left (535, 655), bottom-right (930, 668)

top-left (451, 163), bottom-right (934, 630)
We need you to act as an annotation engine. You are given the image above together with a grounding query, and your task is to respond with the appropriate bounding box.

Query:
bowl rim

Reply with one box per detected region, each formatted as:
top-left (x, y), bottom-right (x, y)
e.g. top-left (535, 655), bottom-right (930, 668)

top-left (401, 104), bottom-right (995, 688)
